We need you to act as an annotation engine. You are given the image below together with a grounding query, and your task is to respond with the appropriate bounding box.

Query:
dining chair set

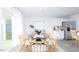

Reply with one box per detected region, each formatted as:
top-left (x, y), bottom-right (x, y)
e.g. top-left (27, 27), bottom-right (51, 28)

top-left (18, 32), bottom-right (57, 52)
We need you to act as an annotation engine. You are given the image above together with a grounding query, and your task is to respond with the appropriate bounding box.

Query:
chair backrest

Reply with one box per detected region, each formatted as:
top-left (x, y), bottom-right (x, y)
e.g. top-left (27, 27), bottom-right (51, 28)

top-left (76, 31), bottom-right (79, 36)
top-left (19, 34), bottom-right (26, 45)
top-left (70, 30), bottom-right (77, 39)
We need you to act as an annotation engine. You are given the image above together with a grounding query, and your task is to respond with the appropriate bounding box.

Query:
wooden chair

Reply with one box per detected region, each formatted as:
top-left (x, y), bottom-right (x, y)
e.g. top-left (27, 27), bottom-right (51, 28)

top-left (70, 30), bottom-right (77, 46)
top-left (26, 32), bottom-right (37, 52)
top-left (25, 39), bottom-right (32, 52)
top-left (31, 40), bottom-right (48, 52)
top-left (18, 34), bottom-right (27, 51)
top-left (46, 32), bottom-right (57, 52)
top-left (46, 39), bottom-right (56, 52)
top-left (76, 31), bottom-right (79, 47)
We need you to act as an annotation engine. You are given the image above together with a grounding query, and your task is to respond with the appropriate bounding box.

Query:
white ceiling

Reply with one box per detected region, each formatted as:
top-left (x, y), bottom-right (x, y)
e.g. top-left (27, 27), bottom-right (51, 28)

top-left (18, 7), bottom-right (79, 17)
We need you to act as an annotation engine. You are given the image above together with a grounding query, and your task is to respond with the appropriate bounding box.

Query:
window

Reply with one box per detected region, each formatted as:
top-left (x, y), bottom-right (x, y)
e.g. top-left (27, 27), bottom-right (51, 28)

top-left (6, 19), bottom-right (12, 40)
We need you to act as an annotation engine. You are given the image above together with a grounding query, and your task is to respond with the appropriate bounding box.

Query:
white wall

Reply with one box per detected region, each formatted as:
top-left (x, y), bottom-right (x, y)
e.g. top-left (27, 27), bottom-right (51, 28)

top-left (0, 18), bottom-right (2, 43)
top-left (0, 8), bottom-right (23, 47)
top-left (0, 9), bottom-right (3, 47)
top-left (12, 8), bottom-right (23, 46)
top-left (23, 17), bottom-right (69, 35)
top-left (70, 14), bottom-right (79, 29)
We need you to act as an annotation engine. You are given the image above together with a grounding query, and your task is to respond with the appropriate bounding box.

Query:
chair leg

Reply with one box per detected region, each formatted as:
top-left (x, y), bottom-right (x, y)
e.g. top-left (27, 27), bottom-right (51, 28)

top-left (72, 39), bottom-right (74, 46)
top-left (47, 45), bottom-right (56, 52)
top-left (76, 40), bottom-right (79, 47)
top-left (26, 45), bottom-right (32, 52)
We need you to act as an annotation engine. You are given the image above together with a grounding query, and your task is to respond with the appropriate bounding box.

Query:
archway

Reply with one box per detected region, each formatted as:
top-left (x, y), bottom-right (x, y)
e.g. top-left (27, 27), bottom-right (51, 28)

top-left (0, 8), bottom-right (23, 51)
top-left (1, 8), bottom-right (12, 50)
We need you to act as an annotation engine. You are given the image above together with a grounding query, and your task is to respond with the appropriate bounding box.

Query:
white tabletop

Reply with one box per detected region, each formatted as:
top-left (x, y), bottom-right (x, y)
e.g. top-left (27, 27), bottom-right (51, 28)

top-left (33, 34), bottom-right (46, 39)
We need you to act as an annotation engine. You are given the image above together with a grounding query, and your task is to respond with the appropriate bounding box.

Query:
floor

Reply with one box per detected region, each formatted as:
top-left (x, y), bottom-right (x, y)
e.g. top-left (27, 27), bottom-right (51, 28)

top-left (9, 44), bottom-right (64, 52)
top-left (57, 40), bottom-right (79, 52)
top-left (1, 40), bottom-right (79, 52)
top-left (3, 40), bottom-right (12, 48)
top-left (0, 40), bottom-right (12, 52)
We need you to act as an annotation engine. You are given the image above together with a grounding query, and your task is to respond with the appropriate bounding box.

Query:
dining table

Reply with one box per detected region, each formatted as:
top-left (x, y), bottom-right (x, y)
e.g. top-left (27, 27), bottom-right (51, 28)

top-left (29, 34), bottom-right (48, 52)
